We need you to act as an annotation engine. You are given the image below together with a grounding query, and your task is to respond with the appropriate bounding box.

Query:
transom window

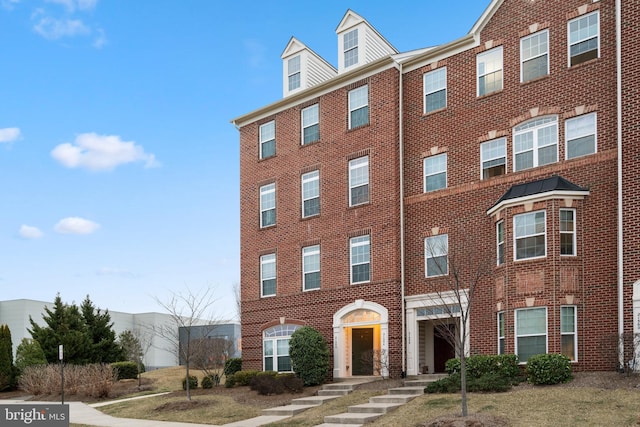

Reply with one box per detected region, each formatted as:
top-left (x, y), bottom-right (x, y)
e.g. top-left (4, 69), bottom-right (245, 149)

top-left (344, 29), bottom-right (358, 68)
top-left (560, 209), bottom-right (576, 256)
top-left (260, 183), bottom-right (276, 228)
top-left (561, 306), bottom-right (577, 361)
top-left (301, 170), bottom-right (320, 218)
top-left (288, 55), bottom-right (301, 91)
top-left (477, 46), bottom-right (503, 96)
top-left (568, 11), bottom-right (599, 66)
top-left (349, 156), bottom-right (369, 206)
top-left (348, 85), bottom-right (369, 129)
top-left (350, 235), bottom-right (370, 284)
top-left (423, 153), bottom-right (447, 192)
top-left (302, 245), bottom-right (320, 291)
top-left (424, 67), bottom-right (447, 113)
top-left (521, 30), bottom-right (549, 82)
top-left (515, 307), bottom-right (547, 363)
top-left (497, 221), bottom-right (505, 266)
top-left (481, 137), bottom-right (506, 179)
top-left (514, 210), bottom-right (546, 260)
top-left (425, 234), bottom-right (448, 277)
top-left (260, 253), bottom-right (276, 297)
top-left (513, 116), bottom-right (558, 171)
top-left (259, 121), bottom-right (275, 159)
top-left (498, 311), bottom-right (505, 354)
top-left (566, 113), bottom-right (596, 159)
top-left (263, 324), bottom-right (300, 372)
top-left (302, 104), bottom-right (319, 145)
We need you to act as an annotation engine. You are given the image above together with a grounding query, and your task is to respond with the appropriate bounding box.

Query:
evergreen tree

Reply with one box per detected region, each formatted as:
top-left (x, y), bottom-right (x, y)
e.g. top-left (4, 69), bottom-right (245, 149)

top-left (15, 338), bottom-right (47, 375)
top-left (81, 296), bottom-right (124, 363)
top-left (118, 330), bottom-right (143, 363)
top-left (0, 324), bottom-right (16, 391)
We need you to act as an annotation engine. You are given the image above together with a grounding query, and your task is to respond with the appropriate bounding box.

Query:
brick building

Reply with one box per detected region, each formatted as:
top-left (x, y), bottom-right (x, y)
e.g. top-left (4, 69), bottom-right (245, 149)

top-left (232, 0), bottom-right (639, 378)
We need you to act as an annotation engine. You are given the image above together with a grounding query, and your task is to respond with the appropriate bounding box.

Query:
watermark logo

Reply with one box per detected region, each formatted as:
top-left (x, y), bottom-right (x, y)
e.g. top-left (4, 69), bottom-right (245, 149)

top-left (1, 404), bottom-right (68, 426)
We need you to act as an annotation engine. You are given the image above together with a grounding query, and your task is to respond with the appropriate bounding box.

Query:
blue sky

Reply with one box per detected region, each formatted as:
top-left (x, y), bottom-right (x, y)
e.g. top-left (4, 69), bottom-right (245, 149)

top-left (0, 0), bottom-right (490, 320)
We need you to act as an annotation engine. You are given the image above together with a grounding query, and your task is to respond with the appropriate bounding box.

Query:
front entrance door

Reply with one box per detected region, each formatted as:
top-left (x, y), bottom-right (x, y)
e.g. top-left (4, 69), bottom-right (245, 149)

top-left (433, 324), bottom-right (456, 373)
top-left (351, 328), bottom-right (373, 375)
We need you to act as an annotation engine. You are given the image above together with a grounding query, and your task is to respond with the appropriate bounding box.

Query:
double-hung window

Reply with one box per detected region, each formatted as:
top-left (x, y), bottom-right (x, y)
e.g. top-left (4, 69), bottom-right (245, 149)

top-left (350, 235), bottom-right (370, 284)
top-left (521, 30), bottom-right (549, 82)
top-left (481, 137), bottom-right (506, 179)
top-left (302, 245), bottom-right (320, 291)
top-left (515, 307), bottom-right (547, 363)
top-left (263, 325), bottom-right (300, 372)
top-left (423, 153), bottom-right (447, 192)
top-left (349, 85), bottom-right (369, 129)
top-left (560, 209), bottom-right (576, 256)
top-left (561, 306), bottom-right (577, 361)
top-left (344, 29), bottom-right (358, 68)
top-left (425, 234), bottom-right (448, 277)
top-left (497, 221), bottom-right (505, 266)
top-left (260, 183), bottom-right (276, 228)
top-left (477, 46), bottom-right (503, 96)
top-left (301, 170), bottom-right (320, 217)
top-left (259, 121), bottom-right (276, 159)
top-left (288, 55), bottom-right (301, 91)
top-left (424, 67), bottom-right (447, 113)
top-left (302, 104), bottom-right (319, 145)
top-left (566, 113), bottom-right (596, 159)
top-left (513, 116), bottom-right (558, 171)
top-left (568, 11), bottom-right (599, 66)
top-left (514, 211), bottom-right (546, 260)
top-left (260, 253), bottom-right (276, 297)
top-left (498, 312), bottom-right (505, 354)
top-left (349, 156), bottom-right (369, 206)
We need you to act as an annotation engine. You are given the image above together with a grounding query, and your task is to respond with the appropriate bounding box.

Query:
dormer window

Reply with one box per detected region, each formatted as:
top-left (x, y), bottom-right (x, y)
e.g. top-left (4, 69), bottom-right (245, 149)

top-left (344, 29), bottom-right (358, 68)
top-left (288, 55), bottom-right (301, 92)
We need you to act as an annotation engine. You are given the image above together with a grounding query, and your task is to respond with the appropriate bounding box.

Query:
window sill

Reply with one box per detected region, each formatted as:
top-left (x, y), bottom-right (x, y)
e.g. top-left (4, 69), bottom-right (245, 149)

top-left (520, 74), bottom-right (550, 86)
top-left (476, 89), bottom-right (503, 100)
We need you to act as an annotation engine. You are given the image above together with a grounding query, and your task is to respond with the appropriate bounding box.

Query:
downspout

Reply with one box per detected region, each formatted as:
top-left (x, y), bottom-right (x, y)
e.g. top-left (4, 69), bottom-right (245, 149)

top-left (616, 0), bottom-right (624, 370)
top-left (399, 62), bottom-right (406, 377)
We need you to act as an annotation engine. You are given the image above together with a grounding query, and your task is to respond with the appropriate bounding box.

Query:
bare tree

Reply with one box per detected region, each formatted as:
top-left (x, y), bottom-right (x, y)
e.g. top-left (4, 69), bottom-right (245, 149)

top-left (151, 286), bottom-right (220, 400)
top-left (232, 281), bottom-right (241, 322)
top-left (423, 231), bottom-right (492, 417)
top-left (191, 336), bottom-right (235, 384)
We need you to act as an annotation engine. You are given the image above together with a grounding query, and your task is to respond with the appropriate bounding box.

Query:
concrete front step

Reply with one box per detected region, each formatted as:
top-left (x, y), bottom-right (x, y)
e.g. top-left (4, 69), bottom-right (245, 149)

top-left (369, 393), bottom-right (420, 404)
top-left (318, 389), bottom-right (351, 396)
top-left (347, 402), bottom-right (402, 414)
top-left (324, 412), bottom-right (381, 424)
top-left (262, 403), bottom-right (320, 416)
top-left (388, 386), bottom-right (425, 395)
top-left (291, 395), bottom-right (340, 405)
top-left (315, 424), bottom-right (363, 427)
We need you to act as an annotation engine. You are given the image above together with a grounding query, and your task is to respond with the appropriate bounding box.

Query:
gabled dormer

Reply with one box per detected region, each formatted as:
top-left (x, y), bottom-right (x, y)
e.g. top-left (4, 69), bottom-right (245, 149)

top-left (336, 10), bottom-right (398, 74)
top-left (281, 37), bottom-right (337, 98)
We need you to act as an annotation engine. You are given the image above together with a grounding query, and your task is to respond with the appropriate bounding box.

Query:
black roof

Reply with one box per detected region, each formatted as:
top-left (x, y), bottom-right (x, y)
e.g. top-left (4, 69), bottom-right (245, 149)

top-left (490, 175), bottom-right (588, 211)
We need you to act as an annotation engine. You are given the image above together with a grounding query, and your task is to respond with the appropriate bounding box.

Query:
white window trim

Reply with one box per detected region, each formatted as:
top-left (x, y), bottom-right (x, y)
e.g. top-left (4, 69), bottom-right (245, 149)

top-left (301, 170), bottom-right (320, 218)
top-left (561, 305), bottom-right (578, 362)
top-left (343, 28), bottom-right (359, 68)
top-left (288, 55), bottom-right (301, 92)
top-left (301, 104), bottom-right (319, 145)
top-left (513, 116), bottom-right (558, 171)
top-left (496, 220), bottom-right (505, 266)
top-left (425, 234), bottom-right (448, 277)
top-left (302, 245), bottom-right (320, 291)
top-left (514, 210), bottom-right (547, 261)
top-left (497, 311), bottom-right (505, 354)
top-left (259, 121), bottom-right (275, 159)
top-left (350, 235), bottom-right (370, 284)
top-left (423, 153), bottom-right (447, 193)
top-left (565, 112), bottom-right (597, 160)
top-left (480, 137), bottom-right (507, 180)
top-left (349, 156), bottom-right (369, 207)
top-left (560, 208), bottom-right (577, 256)
top-left (477, 46), bottom-right (503, 97)
top-left (260, 183), bottom-right (276, 228)
top-left (423, 67), bottom-right (447, 113)
top-left (348, 85), bottom-right (369, 129)
top-left (514, 307), bottom-right (548, 364)
top-left (263, 324), bottom-right (300, 372)
top-left (520, 29), bottom-right (549, 82)
top-left (567, 10), bottom-right (600, 67)
top-left (260, 253), bottom-right (276, 297)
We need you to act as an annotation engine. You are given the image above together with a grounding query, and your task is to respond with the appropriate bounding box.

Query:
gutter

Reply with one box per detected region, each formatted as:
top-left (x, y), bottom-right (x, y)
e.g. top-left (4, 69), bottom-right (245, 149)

top-left (399, 62), bottom-right (406, 377)
top-left (616, 0), bottom-right (624, 370)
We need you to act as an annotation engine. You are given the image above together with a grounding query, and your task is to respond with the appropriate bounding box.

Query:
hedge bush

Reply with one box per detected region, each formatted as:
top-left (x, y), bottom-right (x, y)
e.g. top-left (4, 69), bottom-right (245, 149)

top-left (232, 370), bottom-right (260, 386)
top-left (224, 374), bottom-right (236, 388)
top-left (250, 374), bottom-right (284, 395)
top-left (182, 375), bottom-right (198, 390)
top-left (445, 354), bottom-right (520, 382)
top-left (201, 374), bottom-right (219, 389)
top-left (526, 354), bottom-right (572, 385)
top-left (277, 373), bottom-right (304, 393)
top-left (224, 358), bottom-right (242, 377)
top-left (289, 326), bottom-right (330, 386)
top-left (111, 361), bottom-right (139, 380)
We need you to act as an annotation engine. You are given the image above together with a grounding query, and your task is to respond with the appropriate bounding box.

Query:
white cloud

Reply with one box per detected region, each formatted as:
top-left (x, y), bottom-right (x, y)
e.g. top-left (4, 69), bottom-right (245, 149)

top-left (19, 225), bottom-right (44, 239)
top-left (0, 127), bottom-right (21, 143)
top-left (33, 15), bottom-right (89, 40)
top-left (51, 132), bottom-right (160, 171)
top-left (1, 0), bottom-right (20, 10)
top-left (54, 217), bottom-right (100, 235)
top-left (93, 27), bottom-right (107, 49)
top-left (45, 0), bottom-right (96, 12)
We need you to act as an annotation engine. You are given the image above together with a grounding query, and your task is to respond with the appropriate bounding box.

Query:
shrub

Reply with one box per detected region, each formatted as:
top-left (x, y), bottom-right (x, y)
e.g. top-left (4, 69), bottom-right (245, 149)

top-left (446, 354), bottom-right (520, 382)
top-left (289, 326), bottom-right (330, 386)
top-left (425, 374), bottom-right (461, 393)
top-left (526, 354), bottom-right (573, 385)
top-left (19, 363), bottom-right (114, 398)
top-left (233, 370), bottom-right (260, 386)
top-left (224, 358), bottom-right (242, 376)
top-left (467, 371), bottom-right (512, 392)
top-left (202, 374), bottom-right (220, 389)
top-left (250, 374), bottom-right (284, 395)
top-left (15, 338), bottom-right (47, 376)
top-left (224, 374), bottom-right (236, 388)
top-left (182, 375), bottom-right (198, 390)
top-left (111, 361), bottom-right (139, 380)
top-left (277, 373), bottom-right (304, 393)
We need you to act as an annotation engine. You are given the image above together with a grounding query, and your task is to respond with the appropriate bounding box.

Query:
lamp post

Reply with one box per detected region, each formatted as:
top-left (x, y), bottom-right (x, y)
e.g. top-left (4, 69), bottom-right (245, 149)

top-left (59, 345), bottom-right (64, 404)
